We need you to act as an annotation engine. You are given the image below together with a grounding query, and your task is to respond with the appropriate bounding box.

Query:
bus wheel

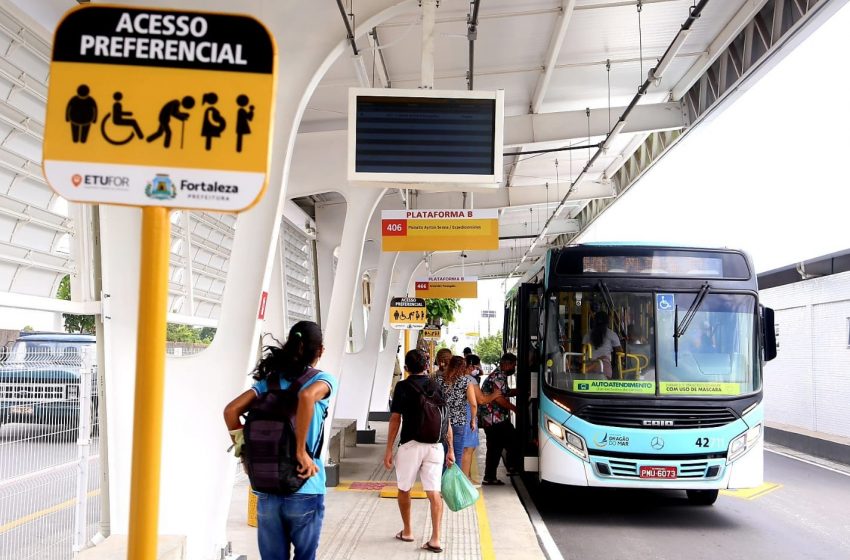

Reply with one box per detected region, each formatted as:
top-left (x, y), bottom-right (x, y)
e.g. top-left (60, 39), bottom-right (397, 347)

top-left (686, 489), bottom-right (719, 506)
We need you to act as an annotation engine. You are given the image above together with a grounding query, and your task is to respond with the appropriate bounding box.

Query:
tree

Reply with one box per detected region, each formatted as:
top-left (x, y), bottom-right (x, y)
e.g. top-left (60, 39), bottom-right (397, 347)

top-left (167, 323), bottom-right (201, 343)
top-left (198, 327), bottom-right (217, 344)
top-left (425, 298), bottom-right (461, 326)
top-left (474, 331), bottom-right (503, 366)
top-left (56, 275), bottom-right (95, 334)
top-left (416, 299), bottom-right (461, 354)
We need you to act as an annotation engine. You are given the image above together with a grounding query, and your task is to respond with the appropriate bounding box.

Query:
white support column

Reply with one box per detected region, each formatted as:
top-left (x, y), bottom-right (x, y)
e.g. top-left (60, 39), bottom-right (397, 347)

top-left (368, 254), bottom-right (424, 414)
top-left (67, 202), bottom-right (94, 302)
top-left (531, 0), bottom-right (576, 114)
top-left (315, 200), bottom-right (347, 329)
top-left (181, 211), bottom-right (195, 315)
top-left (420, 0), bottom-right (437, 89)
top-left (318, 188), bottom-right (386, 445)
top-left (350, 273), bottom-right (367, 352)
top-left (93, 2), bottom-right (417, 558)
top-left (334, 250), bottom-right (399, 428)
top-left (263, 234), bottom-right (288, 339)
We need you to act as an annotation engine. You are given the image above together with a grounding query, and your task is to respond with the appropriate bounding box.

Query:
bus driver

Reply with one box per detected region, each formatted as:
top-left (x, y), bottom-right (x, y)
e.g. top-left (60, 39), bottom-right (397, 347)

top-left (582, 311), bottom-right (622, 378)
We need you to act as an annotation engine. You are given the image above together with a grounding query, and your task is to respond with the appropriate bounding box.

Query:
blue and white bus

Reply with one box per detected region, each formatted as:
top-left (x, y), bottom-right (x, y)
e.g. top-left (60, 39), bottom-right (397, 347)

top-left (503, 244), bottom-right (777, 505)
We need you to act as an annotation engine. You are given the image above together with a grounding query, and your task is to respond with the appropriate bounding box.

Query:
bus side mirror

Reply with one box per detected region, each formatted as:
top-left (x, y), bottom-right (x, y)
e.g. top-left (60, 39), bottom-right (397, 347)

top-left (761, 306), bottom-right (777, 362)
top-left (0, 345), bottom-right (7, 362)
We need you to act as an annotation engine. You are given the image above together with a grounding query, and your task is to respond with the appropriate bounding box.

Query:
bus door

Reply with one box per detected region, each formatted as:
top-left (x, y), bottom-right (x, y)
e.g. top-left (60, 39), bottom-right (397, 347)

top-left (514, 283), bottom-right (543, 471)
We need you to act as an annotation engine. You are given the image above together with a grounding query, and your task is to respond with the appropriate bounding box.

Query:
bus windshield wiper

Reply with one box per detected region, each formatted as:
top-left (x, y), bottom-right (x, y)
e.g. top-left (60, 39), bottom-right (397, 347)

top-left (673, 282), bottom-right (711, 366)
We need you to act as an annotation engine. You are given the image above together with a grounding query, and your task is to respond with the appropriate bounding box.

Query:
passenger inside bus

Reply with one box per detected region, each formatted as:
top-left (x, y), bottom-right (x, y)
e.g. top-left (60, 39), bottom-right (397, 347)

top-left (581, 311), bottom-right (622, 379)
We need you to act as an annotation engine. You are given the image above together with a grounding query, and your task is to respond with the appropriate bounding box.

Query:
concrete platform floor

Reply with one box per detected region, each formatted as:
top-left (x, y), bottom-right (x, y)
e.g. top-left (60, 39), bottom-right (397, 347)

top-left (226, 421), bottom-right (545, 560)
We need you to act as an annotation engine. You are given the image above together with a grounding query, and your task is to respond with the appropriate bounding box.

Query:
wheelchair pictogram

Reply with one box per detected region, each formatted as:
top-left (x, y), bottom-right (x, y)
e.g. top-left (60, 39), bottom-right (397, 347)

top-left (100, 91), bottom-right (144, 145)
top-left (656, 294), bottom-right (674, 311)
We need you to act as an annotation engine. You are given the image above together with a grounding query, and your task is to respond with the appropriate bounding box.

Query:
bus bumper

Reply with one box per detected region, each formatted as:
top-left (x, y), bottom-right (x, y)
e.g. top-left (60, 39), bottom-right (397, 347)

top-left (539, 432), bottom-right (764, 490)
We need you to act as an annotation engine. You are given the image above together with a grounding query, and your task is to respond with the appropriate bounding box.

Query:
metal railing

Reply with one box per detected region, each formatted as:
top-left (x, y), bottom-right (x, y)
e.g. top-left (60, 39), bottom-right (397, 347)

top-left (0, 347), bottom-right (102, 559)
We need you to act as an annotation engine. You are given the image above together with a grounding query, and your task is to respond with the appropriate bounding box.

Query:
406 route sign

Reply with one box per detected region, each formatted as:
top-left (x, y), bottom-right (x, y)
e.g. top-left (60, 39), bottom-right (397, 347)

top-left (43, 5), bottom-right (276, 212)
top-left (389, 297), bottom-right (427, 330)
top-left (381, 209), bottom-right (499, 252)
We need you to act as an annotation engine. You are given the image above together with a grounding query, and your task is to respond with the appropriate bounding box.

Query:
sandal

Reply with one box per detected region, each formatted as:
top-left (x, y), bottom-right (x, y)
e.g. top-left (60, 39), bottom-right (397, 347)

top-left (395, 531), bottom-right (414, 542)
top-left (482, 479), bottom-right (504, 486)
top-left (422, 542), bottom-right (443, 553)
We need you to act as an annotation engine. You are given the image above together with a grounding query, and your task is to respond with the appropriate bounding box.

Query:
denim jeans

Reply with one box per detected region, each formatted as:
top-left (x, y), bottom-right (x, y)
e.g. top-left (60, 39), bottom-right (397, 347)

top-left (443, 424), bottom-right (466, 472)
top-left (256, 492), bottom-right (325, 560)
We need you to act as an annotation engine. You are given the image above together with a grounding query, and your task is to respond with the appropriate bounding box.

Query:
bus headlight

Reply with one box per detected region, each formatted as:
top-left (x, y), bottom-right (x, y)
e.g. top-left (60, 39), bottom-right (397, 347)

top-left (728, 423), bottom-right (761, 463)
top-left (545, 415), bottom-right (587, 461)
top-left (66, 384), bottom-right (79, 400)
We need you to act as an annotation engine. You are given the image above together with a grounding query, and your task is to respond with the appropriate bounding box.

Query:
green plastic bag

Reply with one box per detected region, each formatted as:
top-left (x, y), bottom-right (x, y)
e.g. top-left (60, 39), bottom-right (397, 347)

top-left (441, 463), bottom-right (480, 512)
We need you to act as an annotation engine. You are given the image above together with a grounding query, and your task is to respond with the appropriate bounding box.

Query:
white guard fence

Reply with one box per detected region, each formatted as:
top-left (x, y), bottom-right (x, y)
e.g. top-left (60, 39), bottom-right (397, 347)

top-left (0, 347), bottom-right (102, 559)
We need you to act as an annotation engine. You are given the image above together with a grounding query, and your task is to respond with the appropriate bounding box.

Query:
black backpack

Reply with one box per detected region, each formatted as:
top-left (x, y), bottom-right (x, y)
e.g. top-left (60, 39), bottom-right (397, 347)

top-left (242, 368), bottom-right (326, 495)
top-left (407, 378), bottom-right (448, 444)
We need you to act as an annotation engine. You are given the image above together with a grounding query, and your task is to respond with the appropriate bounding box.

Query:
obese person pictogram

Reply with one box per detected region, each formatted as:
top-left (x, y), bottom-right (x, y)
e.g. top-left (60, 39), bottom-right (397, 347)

top-left (43, 6), bottom-right (277, 212)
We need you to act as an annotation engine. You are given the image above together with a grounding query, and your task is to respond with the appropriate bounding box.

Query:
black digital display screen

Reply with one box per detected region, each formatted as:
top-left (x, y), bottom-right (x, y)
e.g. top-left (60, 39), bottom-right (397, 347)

top-left (355, 96), bottom-right (496, 175)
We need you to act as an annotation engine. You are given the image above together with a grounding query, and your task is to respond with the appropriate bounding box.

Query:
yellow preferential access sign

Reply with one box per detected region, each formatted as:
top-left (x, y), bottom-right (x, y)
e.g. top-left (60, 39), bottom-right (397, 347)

top-left (421, 325), bottom-right (441, 341)
top-left (389, 297), bottom-right (427, 330)
top-left (381, 209), bottom-right (499, 252)
top-left (415, 276), bottom-right (478, 299)
top-left (43, 6), bottom-right (276, 211)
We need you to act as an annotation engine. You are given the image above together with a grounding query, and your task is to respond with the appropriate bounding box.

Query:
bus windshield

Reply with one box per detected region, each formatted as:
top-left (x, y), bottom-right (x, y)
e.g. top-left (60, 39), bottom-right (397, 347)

top-left (543, 290), bottom-right (759, 397)
top-left (656, 293), bottom-right (759, 396)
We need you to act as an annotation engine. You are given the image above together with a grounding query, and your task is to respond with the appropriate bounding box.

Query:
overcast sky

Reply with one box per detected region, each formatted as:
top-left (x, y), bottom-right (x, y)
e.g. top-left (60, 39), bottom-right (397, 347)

top-left (453, 3), bottom-right (850, 340)
top-left (579, 2), bottom-right (850, 273)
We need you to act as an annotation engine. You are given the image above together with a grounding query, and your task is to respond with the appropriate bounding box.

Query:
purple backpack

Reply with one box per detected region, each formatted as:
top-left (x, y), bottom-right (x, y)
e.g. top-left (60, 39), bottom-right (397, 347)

top-left (242, 368), bottom-right (326, 494)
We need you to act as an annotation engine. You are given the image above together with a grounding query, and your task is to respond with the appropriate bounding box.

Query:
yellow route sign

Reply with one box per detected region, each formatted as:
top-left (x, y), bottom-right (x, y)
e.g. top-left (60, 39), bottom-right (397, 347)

top-left (43, 5), bottom-right (276, 211)
top-left (389, 297), bottom-right (427, 330)
top-left (381, 209), bottom-right (499, 252)
top-left (415, 276), bottom-right (478, 299)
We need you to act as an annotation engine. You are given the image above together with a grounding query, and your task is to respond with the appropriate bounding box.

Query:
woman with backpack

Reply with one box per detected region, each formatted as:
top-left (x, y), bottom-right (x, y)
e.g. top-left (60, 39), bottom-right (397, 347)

top-left (223, 321), bottom-right (337, 560)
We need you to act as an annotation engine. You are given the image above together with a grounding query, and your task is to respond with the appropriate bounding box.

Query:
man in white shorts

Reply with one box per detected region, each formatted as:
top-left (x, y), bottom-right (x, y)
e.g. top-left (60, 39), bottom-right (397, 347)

top-left (384, 349), bottom-right (454, 554)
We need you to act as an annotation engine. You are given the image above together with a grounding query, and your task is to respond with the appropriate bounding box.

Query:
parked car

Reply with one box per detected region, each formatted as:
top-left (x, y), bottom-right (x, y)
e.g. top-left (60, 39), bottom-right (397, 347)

top-left (0, 333), bottom-right (97, 431)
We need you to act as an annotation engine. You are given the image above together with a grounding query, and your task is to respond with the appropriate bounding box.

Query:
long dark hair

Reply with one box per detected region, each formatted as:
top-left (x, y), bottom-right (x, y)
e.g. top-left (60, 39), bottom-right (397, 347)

top-left (444, 356), bottom-right (467, 385)
top-left (252, 321), bottom-right (323, 382)
top-left (590, 311), bottom-right (609, 349)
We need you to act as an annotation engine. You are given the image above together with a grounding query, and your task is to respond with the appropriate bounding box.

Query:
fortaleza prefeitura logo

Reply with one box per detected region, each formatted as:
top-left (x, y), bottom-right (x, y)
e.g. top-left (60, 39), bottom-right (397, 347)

top-left (145, 174), bottom-right (176, 200)
top-left (144, 175), bottom-right (241, 202)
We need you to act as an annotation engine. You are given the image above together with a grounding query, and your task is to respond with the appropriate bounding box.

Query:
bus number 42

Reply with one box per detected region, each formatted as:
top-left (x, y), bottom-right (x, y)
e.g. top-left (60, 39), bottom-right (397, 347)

top-left (695, 437), bottom-right (722, 448)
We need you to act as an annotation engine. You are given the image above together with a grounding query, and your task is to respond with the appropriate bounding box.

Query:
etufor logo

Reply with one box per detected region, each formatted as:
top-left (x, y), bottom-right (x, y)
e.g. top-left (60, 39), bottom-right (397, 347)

top-left (145, 174), bottom-right (176, 200)
top-left (72, 174), bottom-right (82, 187)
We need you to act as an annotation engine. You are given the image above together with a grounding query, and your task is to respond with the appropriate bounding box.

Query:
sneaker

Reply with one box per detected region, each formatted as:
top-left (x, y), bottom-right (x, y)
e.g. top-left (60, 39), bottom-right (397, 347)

top-left (482, 479), bottom-right (504, 486)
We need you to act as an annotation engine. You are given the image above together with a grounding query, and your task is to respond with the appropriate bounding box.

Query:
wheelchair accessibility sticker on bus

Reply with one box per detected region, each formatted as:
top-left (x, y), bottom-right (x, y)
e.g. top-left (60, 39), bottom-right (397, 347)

top-left (656, 293), bottom-right (674, 311)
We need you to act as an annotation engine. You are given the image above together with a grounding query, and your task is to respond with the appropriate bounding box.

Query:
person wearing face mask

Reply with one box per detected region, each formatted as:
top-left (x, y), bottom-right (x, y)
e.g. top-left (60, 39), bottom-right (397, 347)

top-left (465, 354), bottom-right (482, 384)
top-left (461, 354), bottom-right (496, 484)
top-left (478, 353), bottom-right (519, 485)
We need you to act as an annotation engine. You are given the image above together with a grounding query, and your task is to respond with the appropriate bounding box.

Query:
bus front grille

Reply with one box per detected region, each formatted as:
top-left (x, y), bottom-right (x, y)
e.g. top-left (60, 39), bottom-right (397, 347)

top-left (576, 405), bottom-right (738, 429)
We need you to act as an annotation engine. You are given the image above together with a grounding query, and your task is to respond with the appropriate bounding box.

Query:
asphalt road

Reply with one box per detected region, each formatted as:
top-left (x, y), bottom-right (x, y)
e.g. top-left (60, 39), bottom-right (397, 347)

top-left (525, 449), bottom-right (850, 560)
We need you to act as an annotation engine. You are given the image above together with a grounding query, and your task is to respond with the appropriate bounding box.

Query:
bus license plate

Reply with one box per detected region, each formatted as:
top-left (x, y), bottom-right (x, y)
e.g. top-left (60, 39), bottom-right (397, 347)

top-left (640, 466), bottom-right (677, 479)
top-left (10, 405), bottom-right (34, 415)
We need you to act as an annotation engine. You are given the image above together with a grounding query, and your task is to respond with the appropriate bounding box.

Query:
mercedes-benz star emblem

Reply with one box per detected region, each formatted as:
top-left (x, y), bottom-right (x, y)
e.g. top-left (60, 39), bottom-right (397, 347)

top-left (651, 436), bottom-right (665, 450)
